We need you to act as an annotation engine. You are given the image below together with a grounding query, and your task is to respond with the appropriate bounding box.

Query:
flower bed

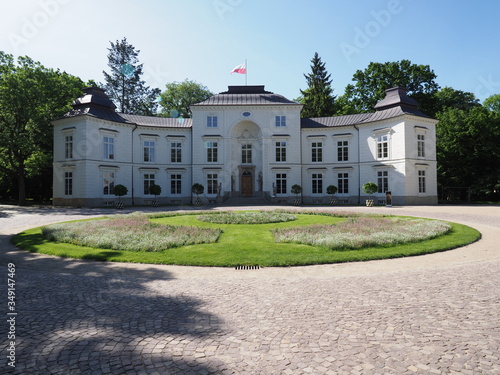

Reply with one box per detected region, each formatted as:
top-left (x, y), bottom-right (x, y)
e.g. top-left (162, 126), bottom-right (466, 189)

top-left (272, 217), bottom-right (451, 250)
top-left (197, 211), bottom-right (297, 224)
top-left (42, 213), bottom-right (221, 252)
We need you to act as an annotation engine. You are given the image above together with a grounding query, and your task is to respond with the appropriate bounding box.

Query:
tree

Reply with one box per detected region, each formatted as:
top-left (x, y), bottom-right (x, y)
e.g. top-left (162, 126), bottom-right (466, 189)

top-left (342, 60), bottom-right (439, 114)
top-left (113, 184), bottom-right (128, 203)
top-left (326, 185), bottom-right (338, 196)
top-left (436, 106), bottom-right (500, 200)
top-left (0, 52), bottom-right (84, 205)
top-left (150, 184), bottom-right (161, 200)
top-left (427, 87), bottom-right (481, 118)
top-left (103, 37), bottom-right (160, 115)
top-left (192, 183), bottom-right (204, 197)
top-left (484, 94), bottom-right (500, 113)
top-left (159, 80), bottom-right (213, 118)
top-left (299, 52), bottom-right (336, 118)
top-left (362, 182), bottom-right (378, 196)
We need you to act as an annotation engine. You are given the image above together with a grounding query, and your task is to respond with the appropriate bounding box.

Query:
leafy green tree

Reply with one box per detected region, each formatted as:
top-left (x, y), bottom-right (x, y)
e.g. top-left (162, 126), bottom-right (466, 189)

top-left (0, 52), bottom-right (84, 205)
top-left (427, 87), bottom-right (481, 118)
top-left (483, 94), bottom-right (500, 113)
top-left (114, 184), bottom-right (128, 203)
top-left (159, 79), bottom-right (213, 118)
top-left (341, 60), bottom-right (439, 114)
top-left (436, 106), bottom-right (500, 199)
top-left (103, 37), bottom-right (160, 115)
top-left (299, 52), bottom-right (335, 118)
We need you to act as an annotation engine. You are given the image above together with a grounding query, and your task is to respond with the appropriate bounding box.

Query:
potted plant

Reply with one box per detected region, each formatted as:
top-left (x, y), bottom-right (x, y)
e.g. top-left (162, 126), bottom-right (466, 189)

top-left (113, 184), bottom-right (128, 209)
top-left (291, 184), bottom-right (303, 206)
top-left (191, 183), bottom-right (204, 206)
top-left (149, 184), bottom-right (161, 207)
top-left (362, 182), bottom-right (378, 207)
top-left (326, 185), bottom-right (338, 205)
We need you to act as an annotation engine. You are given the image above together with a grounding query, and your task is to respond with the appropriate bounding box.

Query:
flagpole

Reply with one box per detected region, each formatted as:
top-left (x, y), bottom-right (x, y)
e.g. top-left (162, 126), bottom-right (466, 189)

top-left (245, 59), bottom-right (247, 85)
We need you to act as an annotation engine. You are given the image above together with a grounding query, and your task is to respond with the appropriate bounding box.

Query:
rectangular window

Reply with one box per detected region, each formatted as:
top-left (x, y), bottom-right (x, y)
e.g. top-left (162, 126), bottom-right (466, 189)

top-left (275, 116), bottom-right (286, 127)
top-left (337, 140), bottom-right (349, 161)
top-left (143, 173), bottom-right (155, 195)
top-left (275, 173), bottom-right (287, 194)
top-left (275, 141), bottom-right (287, 162)
top-left (338, 172), bottom-right (349, 194)
top-left (312, 173), bottom-right (323, 194)
top-left (64, 172), bottom-right (73, 195)
top-left (311, 142), bottom-right (323, 162)
top-left (417, 134), bottom-right (425, 158)
top-left (207, 116), bottom-right (218, 128)
top-left (206, 141), bottom-right (218, 162)
top-left (171, 142), bottom-right (182, 163)
top-left (65, 135), bottom-right (73, 159)
top-left (377, 135), bottom-right (389, 159)
top-left (207, 174), bottom-right (218, 194)
top-left (103, 136), bottom-right (115, 160)
top-left (377, 171), bottom-right (389, 193)
top-left (242, 144), bottom-right (252, 164)
top-left (418, 170), bottom-right (426, 193)
top-left (103, 172), bottom-right (115, 195)
top-left (144, 141), bottom-right (155, 162)
top-left (170, 174), bottom-right (182, 195)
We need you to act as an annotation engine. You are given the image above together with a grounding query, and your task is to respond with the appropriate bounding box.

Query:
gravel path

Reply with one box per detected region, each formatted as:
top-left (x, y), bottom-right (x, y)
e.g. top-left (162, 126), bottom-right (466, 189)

top-left (0, 204), bottom-right (499, 374)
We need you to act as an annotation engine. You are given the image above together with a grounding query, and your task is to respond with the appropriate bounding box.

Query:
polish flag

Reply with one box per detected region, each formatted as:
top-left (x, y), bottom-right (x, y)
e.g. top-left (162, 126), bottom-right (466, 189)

top-left (230, 63), bottom-right (246, 74)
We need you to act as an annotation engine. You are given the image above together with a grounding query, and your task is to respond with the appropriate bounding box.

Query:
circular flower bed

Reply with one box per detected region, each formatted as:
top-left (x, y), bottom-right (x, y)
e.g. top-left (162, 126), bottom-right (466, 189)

top-left (197, 211), bottom-right (297, 224)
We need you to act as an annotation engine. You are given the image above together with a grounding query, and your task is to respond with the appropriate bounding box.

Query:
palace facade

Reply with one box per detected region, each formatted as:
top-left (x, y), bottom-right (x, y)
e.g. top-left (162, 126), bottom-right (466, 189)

top-left (52, 85), bottom-right (438, 207)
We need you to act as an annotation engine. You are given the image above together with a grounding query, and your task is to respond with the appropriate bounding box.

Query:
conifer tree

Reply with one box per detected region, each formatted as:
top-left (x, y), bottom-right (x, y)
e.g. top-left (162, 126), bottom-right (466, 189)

top-left (103, 37), bottom-right (160, 115)
top-left (300, 52), bottom-right (336, 118)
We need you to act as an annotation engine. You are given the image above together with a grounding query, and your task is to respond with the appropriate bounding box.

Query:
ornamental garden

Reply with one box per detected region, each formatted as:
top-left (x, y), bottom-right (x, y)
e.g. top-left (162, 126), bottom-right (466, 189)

top-left (12, 210), bottom-right (480, 267)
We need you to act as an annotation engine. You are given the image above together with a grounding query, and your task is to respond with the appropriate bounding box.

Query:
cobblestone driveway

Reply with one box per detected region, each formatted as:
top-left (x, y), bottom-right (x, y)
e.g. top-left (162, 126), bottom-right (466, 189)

top-left (0, 205), bottom-right (499, 374)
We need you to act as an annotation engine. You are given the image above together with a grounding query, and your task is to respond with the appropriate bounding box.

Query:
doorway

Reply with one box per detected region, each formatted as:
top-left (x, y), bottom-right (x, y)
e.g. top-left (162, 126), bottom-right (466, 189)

top-left (241, 171), bottom-right (253, 197)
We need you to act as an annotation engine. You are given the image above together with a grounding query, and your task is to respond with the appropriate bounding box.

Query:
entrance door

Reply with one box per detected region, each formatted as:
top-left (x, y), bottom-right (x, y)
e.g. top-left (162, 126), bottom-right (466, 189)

top-left (241, 172), bottom-right (253, 197)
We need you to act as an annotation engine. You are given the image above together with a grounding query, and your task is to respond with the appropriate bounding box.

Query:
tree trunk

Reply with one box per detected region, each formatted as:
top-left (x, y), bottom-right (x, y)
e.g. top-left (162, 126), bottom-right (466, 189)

top-left (18, 172), bottom-right (27, 206)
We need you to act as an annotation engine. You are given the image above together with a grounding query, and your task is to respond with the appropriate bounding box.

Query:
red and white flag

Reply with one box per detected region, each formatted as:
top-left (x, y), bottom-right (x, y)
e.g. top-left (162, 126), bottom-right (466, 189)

top-left (230, 63), bottom-right (246, 74)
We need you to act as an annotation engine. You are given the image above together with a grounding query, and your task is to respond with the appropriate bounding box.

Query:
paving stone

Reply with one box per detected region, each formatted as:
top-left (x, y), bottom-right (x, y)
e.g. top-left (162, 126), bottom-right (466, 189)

top-left (1, 205), bottom-right (499, 374)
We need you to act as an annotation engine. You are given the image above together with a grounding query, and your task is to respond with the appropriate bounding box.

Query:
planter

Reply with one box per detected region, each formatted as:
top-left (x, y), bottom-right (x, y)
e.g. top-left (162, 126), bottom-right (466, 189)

top-left (365, 199), bottom-right (374, 207)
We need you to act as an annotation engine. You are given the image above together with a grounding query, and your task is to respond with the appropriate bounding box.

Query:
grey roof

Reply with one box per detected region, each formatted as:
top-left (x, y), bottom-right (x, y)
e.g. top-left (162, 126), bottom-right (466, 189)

top-left (301, 113), bottom-right (371, 128)
top-left (60, 87), bottom-right (192, 128)
top-left (374, 87), bottom-right (419, 110)
top-left (302, 87), bottom-right (432, 129)
top-left (193, 85), bottom-right (299, 106)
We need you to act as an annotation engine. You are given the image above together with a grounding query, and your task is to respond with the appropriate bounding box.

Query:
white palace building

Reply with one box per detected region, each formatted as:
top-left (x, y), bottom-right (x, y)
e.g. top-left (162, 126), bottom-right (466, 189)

top-left (52, 85), bottom-right (438, 207)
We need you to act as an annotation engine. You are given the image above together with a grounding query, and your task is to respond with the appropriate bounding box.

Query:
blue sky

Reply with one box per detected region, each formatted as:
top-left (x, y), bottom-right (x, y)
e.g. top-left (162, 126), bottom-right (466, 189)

top-left (1, 0), bottom-right (499, 103)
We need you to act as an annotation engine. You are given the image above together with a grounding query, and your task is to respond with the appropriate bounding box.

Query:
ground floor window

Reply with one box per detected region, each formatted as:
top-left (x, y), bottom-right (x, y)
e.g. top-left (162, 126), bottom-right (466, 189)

top-left (377, 171), bottom-right (389, 193)
top-left (418, 170), bottom-right (426, 193)
top-left (275, 173), bottom-right (287, 194)
top-left (103, 172), bottom-right (115, 195)
top-left (338, 172), bottom-right (349, 194)
top-left (207, 174), bottom-right (218, 194)
top-left (143, 173), bottom-right (155, 195)
top-left (64, 172), bottom-right (73, 196)
top-left (312, 173), bottom-right (323, 194)
top-left (170, 174), bottom-right (182, 195)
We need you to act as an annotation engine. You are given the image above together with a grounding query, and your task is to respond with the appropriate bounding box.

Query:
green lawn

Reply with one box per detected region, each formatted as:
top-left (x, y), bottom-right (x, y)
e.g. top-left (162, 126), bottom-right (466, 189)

top-left (11, 212), bottom-right (481, 267)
